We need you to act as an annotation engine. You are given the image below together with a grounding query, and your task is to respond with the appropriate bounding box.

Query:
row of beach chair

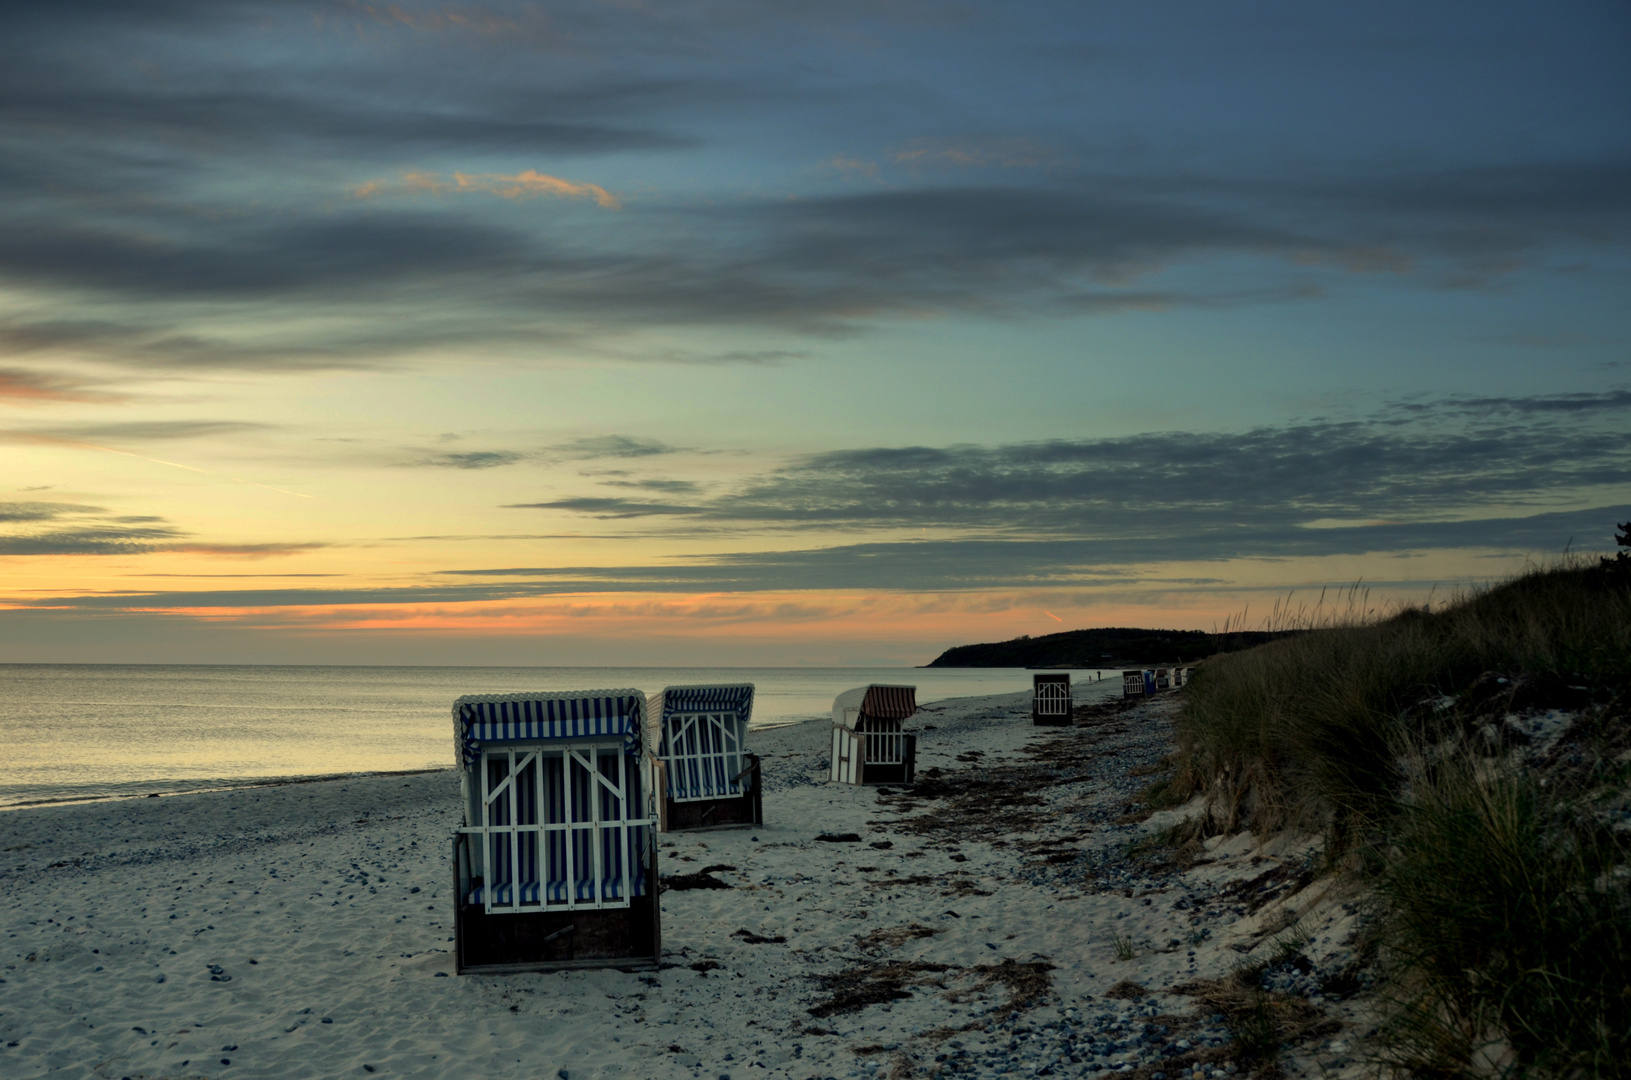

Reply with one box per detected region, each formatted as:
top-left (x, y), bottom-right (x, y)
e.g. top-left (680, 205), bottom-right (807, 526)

top-left (1122, 666), bottom-right (1193, 697)
top-left (450, 673), bottom-right (1088, 974)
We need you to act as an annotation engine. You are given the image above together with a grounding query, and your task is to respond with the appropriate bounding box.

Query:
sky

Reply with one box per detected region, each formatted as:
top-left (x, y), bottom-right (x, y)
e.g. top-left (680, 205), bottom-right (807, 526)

top-left (1, 0), bottom-right (1628, 666)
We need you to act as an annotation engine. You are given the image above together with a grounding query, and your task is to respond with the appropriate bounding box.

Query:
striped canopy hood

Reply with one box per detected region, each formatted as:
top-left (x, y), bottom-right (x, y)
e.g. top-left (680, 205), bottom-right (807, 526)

top-left (832, 684), bottom-right (917, 723)
top-left (451, 689), bottom-right (646, 767)
top-left (646, 683), bottom-right (756, 741)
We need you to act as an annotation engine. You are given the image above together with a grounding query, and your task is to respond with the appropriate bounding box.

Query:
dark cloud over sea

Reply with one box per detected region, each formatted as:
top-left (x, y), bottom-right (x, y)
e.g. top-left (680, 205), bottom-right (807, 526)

top-left (510, 393), bottom-right (1631, 535)
top-left (2, 2), bottom-right (1627, 373)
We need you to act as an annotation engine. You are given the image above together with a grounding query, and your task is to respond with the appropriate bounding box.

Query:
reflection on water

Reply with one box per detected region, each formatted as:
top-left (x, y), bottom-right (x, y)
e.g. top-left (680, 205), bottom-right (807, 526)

top-left (0, 664), bottom-right (1121, 808)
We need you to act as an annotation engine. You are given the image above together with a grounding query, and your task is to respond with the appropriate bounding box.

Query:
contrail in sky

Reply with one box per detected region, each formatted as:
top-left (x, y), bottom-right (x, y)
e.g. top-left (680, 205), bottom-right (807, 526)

top-left (29, 435), bottom-right (315, 500)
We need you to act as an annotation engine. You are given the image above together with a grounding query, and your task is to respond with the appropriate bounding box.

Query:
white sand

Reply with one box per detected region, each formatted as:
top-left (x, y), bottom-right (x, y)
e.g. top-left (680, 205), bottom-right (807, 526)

top-left (0, 682), bottom-right (1364, 1079)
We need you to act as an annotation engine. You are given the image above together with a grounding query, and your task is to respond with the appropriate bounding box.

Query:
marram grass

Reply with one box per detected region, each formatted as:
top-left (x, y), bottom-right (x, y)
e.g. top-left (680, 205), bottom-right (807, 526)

top-left (1371, 751), bottom-right (1629, 1078)
top-left (1167, 559), bottom-right (1631, 1077)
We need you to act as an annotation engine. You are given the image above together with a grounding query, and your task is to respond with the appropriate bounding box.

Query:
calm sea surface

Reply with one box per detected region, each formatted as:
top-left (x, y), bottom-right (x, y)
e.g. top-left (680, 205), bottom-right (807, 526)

top-left (0, 665), bottom-right (1120, 808)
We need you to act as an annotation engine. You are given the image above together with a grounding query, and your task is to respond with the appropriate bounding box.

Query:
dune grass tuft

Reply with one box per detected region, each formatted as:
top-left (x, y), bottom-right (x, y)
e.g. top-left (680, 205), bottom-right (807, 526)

top-left (1372, 751), bottom-right (1630, 1078)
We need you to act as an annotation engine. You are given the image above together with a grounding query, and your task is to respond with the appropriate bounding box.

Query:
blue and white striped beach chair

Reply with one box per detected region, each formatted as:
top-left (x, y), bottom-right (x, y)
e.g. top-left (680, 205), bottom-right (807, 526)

top-left (648, 684), bottom-right (762, 832)
top-left (451, 689), bottom-right (660, 974)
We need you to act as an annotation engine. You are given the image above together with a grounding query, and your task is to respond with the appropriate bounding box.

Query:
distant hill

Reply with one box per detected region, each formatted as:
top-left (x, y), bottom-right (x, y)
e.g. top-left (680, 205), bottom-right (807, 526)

top-left (925, 626), bottom-right (1303, 668)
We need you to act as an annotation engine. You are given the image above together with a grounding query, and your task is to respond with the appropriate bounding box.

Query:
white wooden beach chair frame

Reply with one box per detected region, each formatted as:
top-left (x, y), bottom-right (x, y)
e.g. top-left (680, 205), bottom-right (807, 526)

top-left (861, 717), bottom-right (909, 767)
top-left (831, 713), bottom-right (862, 785)
top-left (1034, 682), bottom-right (1071, 717)
top-left (831, 711), bottom-right (911, 783)
top-left (459, 741), bottom-right (655, 915)
top-left (660, 709), bottom-right (747, 803)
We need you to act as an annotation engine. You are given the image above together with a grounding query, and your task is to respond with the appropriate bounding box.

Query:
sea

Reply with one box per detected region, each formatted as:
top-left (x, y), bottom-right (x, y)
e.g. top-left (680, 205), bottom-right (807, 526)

top-left (0, 664), bottom-right (1121, 809)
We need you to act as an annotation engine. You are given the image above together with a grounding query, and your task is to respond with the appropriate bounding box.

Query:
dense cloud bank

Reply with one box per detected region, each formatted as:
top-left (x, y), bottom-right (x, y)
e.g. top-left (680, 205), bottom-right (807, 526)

top-left (2, 2), bottom-right (1627, 369)
top-left (513, 392), bottom-right (1631, 530)
top-left (2, 3), bottom-right (1627, 620)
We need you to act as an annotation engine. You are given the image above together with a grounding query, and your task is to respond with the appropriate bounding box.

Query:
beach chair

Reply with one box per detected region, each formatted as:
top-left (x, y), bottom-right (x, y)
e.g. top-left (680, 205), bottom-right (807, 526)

top-left (1031, 672), bottom-right (1072, 726)
top-left (1155, 668), bottom-right (1171, 692)
top-left (829, 684), bottom-right (917, 786)
top-left (648, 684), bottom-right (762, 833)
top-left (1122, 670), bottom-right (1145, 698)
top-left (1143, 670), bottom-right (1157, 695)
top-left (450, 690), bottom-right (659, 974)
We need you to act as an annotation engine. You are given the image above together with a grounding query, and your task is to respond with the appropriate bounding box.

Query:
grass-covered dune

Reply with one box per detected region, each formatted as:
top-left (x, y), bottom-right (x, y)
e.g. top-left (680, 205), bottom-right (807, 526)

top-left (1161, 557), bottom-right (1630, 1078)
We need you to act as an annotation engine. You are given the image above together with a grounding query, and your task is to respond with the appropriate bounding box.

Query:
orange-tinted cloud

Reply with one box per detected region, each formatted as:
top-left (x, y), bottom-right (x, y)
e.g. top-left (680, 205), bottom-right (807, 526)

top-left (0, 368), bottom-right (122, 404)
top-left (352, 169), bottom-right (620, 208)
top-left (459, 170), bottom-right (620, 207)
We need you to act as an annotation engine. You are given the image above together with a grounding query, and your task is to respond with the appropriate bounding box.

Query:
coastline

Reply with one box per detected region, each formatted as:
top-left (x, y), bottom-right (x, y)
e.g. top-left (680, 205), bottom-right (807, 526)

top-left (0, 684), bottom-right (1364, 1079)
top-left (0, 664), bottom-right (1089, 812)
top-left (0, 769), bottom-right (455, 813)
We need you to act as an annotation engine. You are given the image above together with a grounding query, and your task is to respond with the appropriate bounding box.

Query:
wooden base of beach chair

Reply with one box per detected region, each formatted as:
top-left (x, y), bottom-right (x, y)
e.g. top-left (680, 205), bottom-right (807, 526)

top-left (663, 755), bottom-right (763, 832)
top-left (454, 848), bottom-right (661, 975)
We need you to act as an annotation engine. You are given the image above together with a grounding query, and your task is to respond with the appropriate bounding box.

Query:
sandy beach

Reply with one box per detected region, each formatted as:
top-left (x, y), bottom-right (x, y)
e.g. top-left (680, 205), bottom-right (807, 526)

top-left (0, 685), bottom-right (1366, 1080)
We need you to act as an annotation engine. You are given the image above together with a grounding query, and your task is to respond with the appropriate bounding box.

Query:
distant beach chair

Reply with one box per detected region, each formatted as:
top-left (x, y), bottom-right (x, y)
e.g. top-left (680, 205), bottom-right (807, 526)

top-left (648, 683), bottom-right (762, 833)
top-left (829, 684), bottom-right (917, 786)
top-left (1143, 670), bottom-right (1157, 695)
top-left (1031, 673), bottom-right (1072, 726)
top-left (1122, 671), bottom-right (1145, 698)
top-left (450, 689), bottom-right (659, 974)
top-left (1155, 668), bottom-right (1171, 692)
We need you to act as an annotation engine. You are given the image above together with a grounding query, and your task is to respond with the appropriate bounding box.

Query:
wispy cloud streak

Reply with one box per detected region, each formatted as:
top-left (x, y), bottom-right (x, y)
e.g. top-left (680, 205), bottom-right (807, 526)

top-left (353, 170), bottom-right (620, 208)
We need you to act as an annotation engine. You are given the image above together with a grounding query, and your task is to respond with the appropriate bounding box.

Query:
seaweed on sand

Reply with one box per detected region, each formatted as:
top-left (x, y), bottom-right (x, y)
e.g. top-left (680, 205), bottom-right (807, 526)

top-left (855, 923), bottom-right (942, 952)
top-left (808, 960), bottom-right (955, 1018)
top-left (662, 870), bottom-right (732, 891)
top-left (877, 727), bottom-right (1111, 840)
top-left (943, 958), bottom-right (1056, 1020)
